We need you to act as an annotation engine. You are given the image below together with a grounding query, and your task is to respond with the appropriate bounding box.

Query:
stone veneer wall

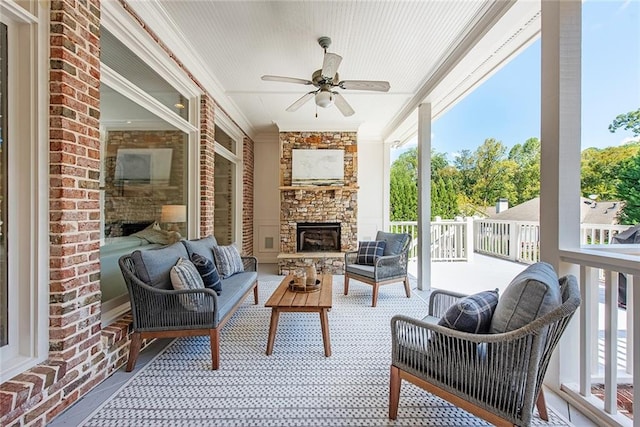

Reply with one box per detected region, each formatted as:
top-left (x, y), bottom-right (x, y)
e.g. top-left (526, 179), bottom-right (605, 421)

top-left (279, 132), bottom-right (357, 273)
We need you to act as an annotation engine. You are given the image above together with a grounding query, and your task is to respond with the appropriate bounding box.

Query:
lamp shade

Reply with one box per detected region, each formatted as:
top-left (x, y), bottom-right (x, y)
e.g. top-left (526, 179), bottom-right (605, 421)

top-left (161, 204), bottom-right (187, 223)
top-left (315, 90), bottom-right (334, 108)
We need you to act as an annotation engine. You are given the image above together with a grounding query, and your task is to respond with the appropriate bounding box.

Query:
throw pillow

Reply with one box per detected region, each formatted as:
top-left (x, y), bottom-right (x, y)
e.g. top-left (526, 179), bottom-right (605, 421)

top-left (489, 262), bottom-right (561, 334)
top-left (170, 257), bottom-right (205, 311)
top-left (356, 240), bottom-right (386, 266)
top-left (438, 289), bottom-right (499, 334)
top-left (191, 252), bottom-right (222, 295)
top-left (212, 244), bottom-right (244, 279)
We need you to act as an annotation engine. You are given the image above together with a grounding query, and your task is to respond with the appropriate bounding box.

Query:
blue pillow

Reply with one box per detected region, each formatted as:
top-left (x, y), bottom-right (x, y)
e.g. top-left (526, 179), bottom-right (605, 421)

top-left (356, 241), bottom-right (386, 266)
top-left (438, 289), bottom-right (499, 334)
top-left (190, 253), bottom-right (222, 295)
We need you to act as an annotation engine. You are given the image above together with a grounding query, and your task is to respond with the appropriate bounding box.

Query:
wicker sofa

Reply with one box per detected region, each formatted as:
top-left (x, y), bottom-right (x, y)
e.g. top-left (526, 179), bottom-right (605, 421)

top-left (119, 236), bottom-right (258, 371)
top-left (389, 262), bottom-right (581, 426)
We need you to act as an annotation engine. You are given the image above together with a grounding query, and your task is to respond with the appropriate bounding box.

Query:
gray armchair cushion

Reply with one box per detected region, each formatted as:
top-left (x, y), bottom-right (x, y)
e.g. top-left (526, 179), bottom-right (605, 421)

top-left (182, 236), bottom-right (218, 265)
top-left (375, 231), bottom-right (409, 256)
top-left (490, 262), bottom-right (562, 334)
top-left (130, 242), bottom-right (189, 290)
top-left (345, 263), bottom-right (375, 279)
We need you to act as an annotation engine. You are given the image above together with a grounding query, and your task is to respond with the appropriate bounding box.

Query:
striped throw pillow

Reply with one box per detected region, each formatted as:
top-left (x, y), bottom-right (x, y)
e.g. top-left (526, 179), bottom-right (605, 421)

top-left (170, 257), bottom-right (205, 311)
top-left (212, 245), bottom-right (244, 279)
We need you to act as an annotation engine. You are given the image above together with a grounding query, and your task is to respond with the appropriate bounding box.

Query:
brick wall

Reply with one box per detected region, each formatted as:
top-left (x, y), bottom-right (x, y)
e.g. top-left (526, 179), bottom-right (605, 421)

top-left (0, 1), bottom-right (256, 424)
top-left (242, 135), bottom-right (254, 255)
top-left (199, 96), bottom-right (216, 237)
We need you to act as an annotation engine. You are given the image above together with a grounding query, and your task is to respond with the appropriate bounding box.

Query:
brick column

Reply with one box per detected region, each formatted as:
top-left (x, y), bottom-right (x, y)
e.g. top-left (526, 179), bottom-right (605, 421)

top-left (242, 135), bottom-right (254, 255)
top-left (199, 95), bottom-right (216, 237)
top-left (49, 0), bottom-right (104, 394)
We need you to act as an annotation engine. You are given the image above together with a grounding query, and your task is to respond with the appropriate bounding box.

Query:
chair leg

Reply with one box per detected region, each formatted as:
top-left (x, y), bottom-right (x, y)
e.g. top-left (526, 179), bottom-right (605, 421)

top-left (389, 365), bottom-right (401, 419)
top-left (344, 274), bottom-right (350, 295)
top-left (210, 328), bottom-right (220, 370)
top-left (403, 276), bottom-right (411, 298)
top-left (536, 388), bottom-right (549, 421)
top-left (126, 332), bottom-right (142, 372)
top-left (253, 282), bottom-right (259, 304)
top-left (372, 283), bottom-right (379, 307)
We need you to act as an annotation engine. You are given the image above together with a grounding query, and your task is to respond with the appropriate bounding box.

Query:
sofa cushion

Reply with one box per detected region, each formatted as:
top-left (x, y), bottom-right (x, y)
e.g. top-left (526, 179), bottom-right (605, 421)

top-left (217, 271), bottom-right (258, 318)
top-left (356, 240), bottom-right (386, 266)
top-left (345, 263), bottom-right (375, 279)
top-left (490, 262), bottom-right (561, 334)
top-left (130, 242), bottom-right (189, 289)
top-left (190, 253), bottom-right (222, 295)
top-left (182, 236), bottom-right (218, 265)
top-left (438, 289), bottom-right (499, 334)
top-left (375, 231), bottom-right (409, 256)
top-left (212, 245), bottom-right (244, 278)
top-left (170, 257), bottom-right (205, 311)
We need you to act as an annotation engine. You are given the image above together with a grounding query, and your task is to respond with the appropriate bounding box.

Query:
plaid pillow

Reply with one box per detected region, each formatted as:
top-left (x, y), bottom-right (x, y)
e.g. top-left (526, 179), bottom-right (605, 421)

top-left (356, 240), bottom-right (386, 266)
top-left (438, 289), bottom-right (499, 334)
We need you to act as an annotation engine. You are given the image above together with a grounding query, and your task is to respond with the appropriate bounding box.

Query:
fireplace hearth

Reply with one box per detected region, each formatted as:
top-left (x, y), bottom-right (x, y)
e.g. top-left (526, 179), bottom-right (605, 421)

top-left (297, 222), bottom-right (341, 252)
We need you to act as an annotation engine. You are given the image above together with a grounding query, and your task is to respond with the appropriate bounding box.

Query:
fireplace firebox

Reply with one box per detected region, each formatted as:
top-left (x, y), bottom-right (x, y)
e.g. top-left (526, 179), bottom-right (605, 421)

top-left (296, 222), bottom-right (341, 252)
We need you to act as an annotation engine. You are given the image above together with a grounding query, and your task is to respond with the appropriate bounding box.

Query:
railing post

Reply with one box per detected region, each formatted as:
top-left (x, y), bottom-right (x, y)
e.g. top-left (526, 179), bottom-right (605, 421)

top-left (465, 217), bottom-right (474, 262)
top-left (509, 222), bottom-right (518, 261)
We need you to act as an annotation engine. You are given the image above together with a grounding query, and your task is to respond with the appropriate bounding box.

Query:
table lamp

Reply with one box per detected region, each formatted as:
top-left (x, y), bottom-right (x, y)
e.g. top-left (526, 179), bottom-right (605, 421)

top-left (161, 204), bottom-right (186, 232)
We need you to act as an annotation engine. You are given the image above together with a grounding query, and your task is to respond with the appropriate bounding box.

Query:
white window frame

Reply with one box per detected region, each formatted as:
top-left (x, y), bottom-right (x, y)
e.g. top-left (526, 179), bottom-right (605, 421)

top-left (0, 0), bottom-right (49, 383)
top-left (100, 3), bottom-right (201, 326)
top-left (215, 111), bottom-right (244, 246)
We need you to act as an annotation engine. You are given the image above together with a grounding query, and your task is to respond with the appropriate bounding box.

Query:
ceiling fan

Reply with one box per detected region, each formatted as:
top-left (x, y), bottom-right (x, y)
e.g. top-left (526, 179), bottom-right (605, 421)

top-left (261, 36), bottom-right (390, 117)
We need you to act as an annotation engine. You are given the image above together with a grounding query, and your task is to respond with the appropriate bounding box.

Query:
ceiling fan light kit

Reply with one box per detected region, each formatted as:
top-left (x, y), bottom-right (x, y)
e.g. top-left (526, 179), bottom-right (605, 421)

top-left (261, 36), bottom-right (390, 117)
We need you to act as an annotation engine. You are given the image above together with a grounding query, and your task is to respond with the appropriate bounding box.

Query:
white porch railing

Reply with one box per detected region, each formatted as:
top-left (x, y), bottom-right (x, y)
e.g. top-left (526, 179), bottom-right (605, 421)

top-left (389, 219), bottom-right (630, 264)
top-left (560, 246), bottom-right (638, 427)
top-left (389, 218), bottom-right (472, 261)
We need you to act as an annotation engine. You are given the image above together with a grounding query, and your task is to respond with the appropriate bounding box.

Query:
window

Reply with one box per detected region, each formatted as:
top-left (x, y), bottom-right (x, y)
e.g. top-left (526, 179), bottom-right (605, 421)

top-left (99, 18), bottom-right (200, 324)
top-left (214, 119), bottom-right (243, 246)
top-left (0, 1), bottom-right (48, 383)
top-left (0, 22), bottom-right (7, 348)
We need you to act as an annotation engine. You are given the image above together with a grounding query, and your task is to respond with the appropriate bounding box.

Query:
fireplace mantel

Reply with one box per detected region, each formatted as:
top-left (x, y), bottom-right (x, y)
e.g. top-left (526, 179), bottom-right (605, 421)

top-left (279, 185), bottom-right (358, 191)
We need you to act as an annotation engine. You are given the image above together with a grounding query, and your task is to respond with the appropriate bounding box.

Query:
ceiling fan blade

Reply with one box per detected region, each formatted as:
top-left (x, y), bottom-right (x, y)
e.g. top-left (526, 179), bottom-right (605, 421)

top-left (333, 92), bottom-right (355, 117)
top-left (321, 53), bottom-right (342, 79)
top-left (262, 75), bottom-right (313, 85)
top-left (339, 80), bottom-right (390, 92)
top-left (286, 92), bottom-right (315, 112)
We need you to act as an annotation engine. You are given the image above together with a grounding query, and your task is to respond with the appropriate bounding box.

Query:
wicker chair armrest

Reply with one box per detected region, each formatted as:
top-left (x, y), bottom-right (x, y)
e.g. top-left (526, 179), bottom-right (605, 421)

top-left (241, 256), bottom-right (258, 272)
top-left (428, 289), bottom-right (468, 317)
top-left (344, 251), bottom-right (358, 264)
top-left (373, 253), bottom-right (407, 279)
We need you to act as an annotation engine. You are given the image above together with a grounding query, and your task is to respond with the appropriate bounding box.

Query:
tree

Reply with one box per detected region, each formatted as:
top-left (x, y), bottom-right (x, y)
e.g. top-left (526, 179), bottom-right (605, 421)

top-left (390, 148), bottom-right (418, 221)
top-left (468, 138), bottom-right (513, 207)
top-left (508, 137), bottom-right (540, 205)
top-left (609, 108), bottom-right (640, 137)
top-left (581, 143), bottom-right (640, 200)
top-left (616, 153), bottom-right (640, 225)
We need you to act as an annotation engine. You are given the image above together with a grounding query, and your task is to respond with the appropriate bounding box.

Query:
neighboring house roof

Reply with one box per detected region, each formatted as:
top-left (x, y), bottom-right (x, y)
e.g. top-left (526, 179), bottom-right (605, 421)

top-left (487, 197), bottom-right (622, 224)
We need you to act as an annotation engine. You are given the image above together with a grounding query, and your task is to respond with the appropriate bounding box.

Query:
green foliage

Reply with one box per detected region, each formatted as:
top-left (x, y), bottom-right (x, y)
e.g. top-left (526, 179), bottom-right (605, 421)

top-left (508, 138), bottom-right (541, 205)
top-left (581, 142), bottom-right (640, 200)
top-left (609, 108), bottom-right (640, 137)
top-left (390, 148), bottom-right (418, 221)
top-left (616, 153), bottom-right (640, 225)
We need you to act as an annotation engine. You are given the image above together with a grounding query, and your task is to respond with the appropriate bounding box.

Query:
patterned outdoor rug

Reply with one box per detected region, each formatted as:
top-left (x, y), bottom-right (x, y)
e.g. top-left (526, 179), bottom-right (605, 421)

top-left (81, 278), bottom-right (572, 427)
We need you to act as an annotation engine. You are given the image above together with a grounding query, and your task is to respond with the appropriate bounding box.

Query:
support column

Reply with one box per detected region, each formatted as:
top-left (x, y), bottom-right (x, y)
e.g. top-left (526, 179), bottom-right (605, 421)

top-left (417, 103), bottom-right (432, 291)
top-left (540, 0), bottom-right (582, 389)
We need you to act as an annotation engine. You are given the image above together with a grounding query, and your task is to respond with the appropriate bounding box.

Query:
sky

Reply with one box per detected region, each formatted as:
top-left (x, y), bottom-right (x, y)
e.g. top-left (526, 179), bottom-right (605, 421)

top-left (393, 0), bottom-right (640, 161)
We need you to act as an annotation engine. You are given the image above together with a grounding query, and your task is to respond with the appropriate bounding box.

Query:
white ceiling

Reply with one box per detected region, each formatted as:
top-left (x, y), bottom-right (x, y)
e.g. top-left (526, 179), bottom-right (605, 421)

top-left (119, 0), bottom-right (541, 142)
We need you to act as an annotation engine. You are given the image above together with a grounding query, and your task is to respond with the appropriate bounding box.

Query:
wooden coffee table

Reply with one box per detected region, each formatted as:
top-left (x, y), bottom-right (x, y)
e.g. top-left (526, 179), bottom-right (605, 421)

top-left (265, 274), bottom-right (333, 356)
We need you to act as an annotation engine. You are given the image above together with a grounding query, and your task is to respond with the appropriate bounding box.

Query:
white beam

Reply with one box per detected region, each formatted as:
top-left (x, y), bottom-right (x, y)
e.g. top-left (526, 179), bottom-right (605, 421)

top-left (417, 104), bottom-right (432, 291)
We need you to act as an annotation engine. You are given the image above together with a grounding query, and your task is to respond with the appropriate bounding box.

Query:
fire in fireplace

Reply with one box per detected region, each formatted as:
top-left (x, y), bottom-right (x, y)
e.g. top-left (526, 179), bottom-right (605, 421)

top-left (296, 222), bottom-right (341, 252)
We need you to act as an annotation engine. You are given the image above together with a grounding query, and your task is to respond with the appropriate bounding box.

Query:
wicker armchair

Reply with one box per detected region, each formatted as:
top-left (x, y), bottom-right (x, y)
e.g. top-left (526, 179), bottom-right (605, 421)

top-left (119, 252), bottom-right (258, 371)
top-left (389, 275), bottom-right (580, 427)
top-left (344, 231), bottom-right (412, 307)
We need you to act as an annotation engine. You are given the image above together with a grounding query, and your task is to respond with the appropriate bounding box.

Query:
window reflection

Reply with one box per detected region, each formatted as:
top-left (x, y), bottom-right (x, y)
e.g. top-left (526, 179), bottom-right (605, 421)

top-left (100, 83), bottom-right (188, 312)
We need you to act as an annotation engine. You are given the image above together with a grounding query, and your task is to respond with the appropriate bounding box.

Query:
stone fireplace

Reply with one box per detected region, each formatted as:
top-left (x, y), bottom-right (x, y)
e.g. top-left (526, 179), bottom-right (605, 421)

top-left (278, 131), bottom-right (358, 274)
top-left (297, 222), bottom-right (341, 252)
